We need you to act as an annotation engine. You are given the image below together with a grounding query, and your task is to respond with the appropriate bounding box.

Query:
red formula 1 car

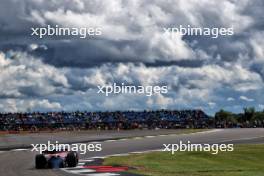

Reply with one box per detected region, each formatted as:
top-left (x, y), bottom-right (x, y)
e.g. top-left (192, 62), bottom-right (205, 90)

top-left (35, 149), bottom-right (79, 169)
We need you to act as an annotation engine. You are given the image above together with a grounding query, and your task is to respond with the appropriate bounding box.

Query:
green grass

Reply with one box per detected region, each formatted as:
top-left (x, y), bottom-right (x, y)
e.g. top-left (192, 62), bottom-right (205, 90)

top-left (104, 144), bottom-right (264, 176)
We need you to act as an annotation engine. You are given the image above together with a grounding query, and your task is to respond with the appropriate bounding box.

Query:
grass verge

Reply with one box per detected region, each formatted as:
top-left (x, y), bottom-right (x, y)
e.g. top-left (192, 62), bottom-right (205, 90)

top-left (104, 144), bottom-right (264, 176)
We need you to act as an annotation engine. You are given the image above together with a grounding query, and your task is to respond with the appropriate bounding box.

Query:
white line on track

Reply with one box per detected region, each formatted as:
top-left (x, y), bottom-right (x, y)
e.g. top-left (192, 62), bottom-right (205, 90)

top-left (118, 138), bottom-right (128, 141)
top-left (91, 156), bottom-right (107, 159)
top-left (145, 136), bottom-right (155, 138)
top-left (90, 141), bottom-right (102, 144)
top-left (105, 140), bottom-right (117, 142)
top-left (88, 173), bottom-right (120, 176)
top-left (79, 159), bottom-right (94, 162)
top-left (218, 136), bottom-right (264, 143)
top-left (132, 137), bottom-right (143, 140)
top-left (107, 153), bottom-right (130, 157)
top-left (71, 166), bottom-right (87, 169)
top-left (11, 149), bottom-right (29, 151)
top-left (68, 169), bottom-right (95, 173)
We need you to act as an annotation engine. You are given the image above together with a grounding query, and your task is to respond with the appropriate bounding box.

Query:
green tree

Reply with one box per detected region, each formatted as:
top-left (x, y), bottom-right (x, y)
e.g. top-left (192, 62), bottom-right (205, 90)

top-left (215, 109), bottom-right (237, 127)
top-left (243, 107), bottom-right (255, 122)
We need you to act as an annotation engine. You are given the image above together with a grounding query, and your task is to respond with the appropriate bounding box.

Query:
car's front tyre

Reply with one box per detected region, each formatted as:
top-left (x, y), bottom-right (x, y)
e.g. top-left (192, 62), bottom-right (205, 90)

top-left (35, 154), bottom-right (47, 169)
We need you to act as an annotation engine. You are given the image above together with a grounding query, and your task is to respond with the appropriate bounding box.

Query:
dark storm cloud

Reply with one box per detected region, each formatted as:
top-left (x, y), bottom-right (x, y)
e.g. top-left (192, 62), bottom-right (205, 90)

top-left (0, 0), bottom-right (259, 68)
top-left (0, 0), bottom-right (263, 113)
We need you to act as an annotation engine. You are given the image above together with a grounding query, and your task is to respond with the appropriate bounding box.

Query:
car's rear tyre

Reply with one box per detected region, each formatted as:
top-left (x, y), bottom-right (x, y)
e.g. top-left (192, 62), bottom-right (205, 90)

top-left (35, 154), bottom-right (47, 169)
top-left (66, 152), bottom-right (78, 167)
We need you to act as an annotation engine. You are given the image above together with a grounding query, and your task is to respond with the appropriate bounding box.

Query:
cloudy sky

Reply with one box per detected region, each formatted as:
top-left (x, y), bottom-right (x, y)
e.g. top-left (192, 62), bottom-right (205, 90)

top-left (0, 0), bottom-right (263, 114)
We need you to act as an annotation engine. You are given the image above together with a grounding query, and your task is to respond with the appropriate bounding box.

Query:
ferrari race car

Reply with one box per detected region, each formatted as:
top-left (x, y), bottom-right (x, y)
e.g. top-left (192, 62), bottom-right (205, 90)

top-left (35, 149), bottom-right (79, 169)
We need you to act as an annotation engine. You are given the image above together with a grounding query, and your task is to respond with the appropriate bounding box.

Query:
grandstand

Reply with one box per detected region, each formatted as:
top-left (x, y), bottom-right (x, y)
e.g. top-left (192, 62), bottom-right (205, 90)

top-left (0, 109), bottom-right (211, 131)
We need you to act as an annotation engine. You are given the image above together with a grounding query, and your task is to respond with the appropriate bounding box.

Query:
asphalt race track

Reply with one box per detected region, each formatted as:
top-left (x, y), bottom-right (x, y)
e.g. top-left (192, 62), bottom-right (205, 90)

top-left (0, 128), bottom-right (263, 176)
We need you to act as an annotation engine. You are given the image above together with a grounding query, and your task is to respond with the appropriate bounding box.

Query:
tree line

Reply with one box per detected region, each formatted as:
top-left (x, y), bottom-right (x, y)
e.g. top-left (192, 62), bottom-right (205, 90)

top-left (215, 107), bottom-right (264, 128)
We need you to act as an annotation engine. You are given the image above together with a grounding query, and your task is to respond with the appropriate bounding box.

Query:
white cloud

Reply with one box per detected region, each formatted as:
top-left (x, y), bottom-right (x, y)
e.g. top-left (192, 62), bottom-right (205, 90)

top-left (0, 0), bottom-right (263, 113)
top-left (0, 0), bottom-right (256, 64)
top-left (0, 51), bottom-right (69, 98)
top-left (258, 104), bottom-right (264, 110)
top-left (227, 97), bottom-right (235, 101)
top-left (0, 99), bottom-right (61, 112)
top-left (147, 94), bottom-right (174, 108)
top-left (239, 96), bottom-right (254, 102)
top-left (208, 102), bottom-right (216, 108)
top-left (250, 32), bottom-right (264, 61)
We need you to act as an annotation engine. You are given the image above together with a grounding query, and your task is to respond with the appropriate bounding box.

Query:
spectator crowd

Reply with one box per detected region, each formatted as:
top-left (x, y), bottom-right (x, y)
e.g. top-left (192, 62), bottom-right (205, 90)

top-left (1, 108), bottom-right (263, 132)
top-left (0, 110), bottom-right (210, 131)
